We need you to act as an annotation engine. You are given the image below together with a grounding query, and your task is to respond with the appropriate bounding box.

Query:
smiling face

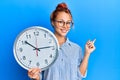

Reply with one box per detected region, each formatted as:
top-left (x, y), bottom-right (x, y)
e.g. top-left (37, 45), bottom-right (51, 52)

top-left (52, 12), bottom-right (72, 37)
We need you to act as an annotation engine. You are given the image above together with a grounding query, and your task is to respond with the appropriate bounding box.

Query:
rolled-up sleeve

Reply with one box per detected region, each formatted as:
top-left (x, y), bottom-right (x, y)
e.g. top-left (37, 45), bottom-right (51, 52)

top-left (77, 47), bottom-right (87, 79)
top-left (77, 67), bottom-right (87, 79)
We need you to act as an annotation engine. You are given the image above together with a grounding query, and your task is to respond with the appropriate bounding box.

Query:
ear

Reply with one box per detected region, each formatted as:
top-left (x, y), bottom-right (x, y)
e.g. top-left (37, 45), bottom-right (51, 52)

top-left (51, 21), bottom-right (55, 26)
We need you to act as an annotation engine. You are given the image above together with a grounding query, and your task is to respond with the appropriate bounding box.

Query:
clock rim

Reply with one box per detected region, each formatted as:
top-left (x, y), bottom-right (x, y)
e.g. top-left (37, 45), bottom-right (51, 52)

top-left (13, 26), bottom-right (59, 71)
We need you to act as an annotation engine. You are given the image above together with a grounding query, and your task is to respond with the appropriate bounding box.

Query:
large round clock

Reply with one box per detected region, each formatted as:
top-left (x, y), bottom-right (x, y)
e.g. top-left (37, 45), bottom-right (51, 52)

top-left (13, 26), bottom-right (59, 71)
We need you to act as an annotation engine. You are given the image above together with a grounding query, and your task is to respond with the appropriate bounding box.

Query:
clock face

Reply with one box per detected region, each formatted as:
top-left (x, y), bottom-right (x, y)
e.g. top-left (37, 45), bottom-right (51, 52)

top-left (13, 26), bottom-right (59, 70)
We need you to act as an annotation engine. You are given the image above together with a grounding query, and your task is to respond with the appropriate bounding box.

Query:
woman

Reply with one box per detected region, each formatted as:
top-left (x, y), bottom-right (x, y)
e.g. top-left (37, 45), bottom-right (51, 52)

top-left (28, 2), bottom-right (96, 80)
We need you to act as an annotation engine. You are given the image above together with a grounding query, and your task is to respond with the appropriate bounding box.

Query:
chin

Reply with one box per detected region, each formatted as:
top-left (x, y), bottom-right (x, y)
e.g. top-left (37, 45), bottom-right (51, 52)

top-left (55, 30), bottom-right (69, 37)
top-left (60, 32), bottom-right (68, 37)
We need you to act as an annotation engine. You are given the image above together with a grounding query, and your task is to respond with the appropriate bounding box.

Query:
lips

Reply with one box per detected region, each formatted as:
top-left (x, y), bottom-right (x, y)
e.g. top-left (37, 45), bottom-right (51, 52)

top-left (61, 29), bottom-right (68, 33)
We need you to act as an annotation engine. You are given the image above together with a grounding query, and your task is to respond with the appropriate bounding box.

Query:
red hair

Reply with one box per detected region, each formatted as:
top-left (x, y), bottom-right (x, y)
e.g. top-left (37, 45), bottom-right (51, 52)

top-left (50, 2), bottom-right (72, 22)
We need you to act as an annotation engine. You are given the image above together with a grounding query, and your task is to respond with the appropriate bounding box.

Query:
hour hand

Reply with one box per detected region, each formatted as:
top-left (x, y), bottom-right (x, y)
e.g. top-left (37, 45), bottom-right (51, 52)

top-left (25, 41), bottom-right (40, 51)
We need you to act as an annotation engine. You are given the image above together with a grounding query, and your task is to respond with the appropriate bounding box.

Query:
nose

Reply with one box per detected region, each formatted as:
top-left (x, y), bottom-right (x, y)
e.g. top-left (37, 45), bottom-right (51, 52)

top-left (62, 22), bottom-right (68, 29)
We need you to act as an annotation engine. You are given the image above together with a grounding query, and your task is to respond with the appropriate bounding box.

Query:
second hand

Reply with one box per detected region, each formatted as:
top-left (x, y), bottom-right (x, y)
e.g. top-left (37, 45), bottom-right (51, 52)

top-left (35, 37), bottom-right (38, 56)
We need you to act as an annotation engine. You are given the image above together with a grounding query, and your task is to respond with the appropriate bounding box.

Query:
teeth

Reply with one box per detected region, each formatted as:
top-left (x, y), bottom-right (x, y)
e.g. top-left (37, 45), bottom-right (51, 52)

top-left (61, 29), bottom-right (67, 33)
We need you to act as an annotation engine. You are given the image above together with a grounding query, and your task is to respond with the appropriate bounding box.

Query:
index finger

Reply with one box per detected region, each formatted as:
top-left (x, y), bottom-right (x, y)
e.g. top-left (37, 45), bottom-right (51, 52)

top-left (28, 68), bottom-right (34, 72)
top-left (92, 39), bottom-right (96, 44)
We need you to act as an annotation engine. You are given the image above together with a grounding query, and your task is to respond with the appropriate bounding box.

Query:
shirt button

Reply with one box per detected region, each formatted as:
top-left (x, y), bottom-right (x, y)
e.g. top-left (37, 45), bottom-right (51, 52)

top-left (59, 47), bottom-right (62, 50)
top-left (61, 59), bottom-right (63, 61)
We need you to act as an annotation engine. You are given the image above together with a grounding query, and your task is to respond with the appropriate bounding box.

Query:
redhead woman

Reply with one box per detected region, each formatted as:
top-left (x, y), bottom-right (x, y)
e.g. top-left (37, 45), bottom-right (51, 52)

top-left (28, 2), bottom-right (96, 80)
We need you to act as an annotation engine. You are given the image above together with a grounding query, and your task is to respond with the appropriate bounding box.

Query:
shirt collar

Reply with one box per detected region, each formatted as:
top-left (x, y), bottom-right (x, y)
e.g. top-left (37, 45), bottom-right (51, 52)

top-left (60, 38), bottom-right (71, 48)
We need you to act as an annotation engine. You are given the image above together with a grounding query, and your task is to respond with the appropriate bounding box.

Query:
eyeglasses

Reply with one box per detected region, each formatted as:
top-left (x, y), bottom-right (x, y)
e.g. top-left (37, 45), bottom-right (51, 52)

top-left (54, 20), bottom-right (73, 28)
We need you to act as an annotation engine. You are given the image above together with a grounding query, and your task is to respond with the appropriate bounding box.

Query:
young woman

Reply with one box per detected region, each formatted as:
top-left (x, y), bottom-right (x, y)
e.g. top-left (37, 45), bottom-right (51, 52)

top-left (28, 2), bottom-right (96, 80)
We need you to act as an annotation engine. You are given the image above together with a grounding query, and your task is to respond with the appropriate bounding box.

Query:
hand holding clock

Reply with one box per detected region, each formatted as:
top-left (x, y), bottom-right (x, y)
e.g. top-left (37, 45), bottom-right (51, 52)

top-left (28, 68), bottom-right (41, 80)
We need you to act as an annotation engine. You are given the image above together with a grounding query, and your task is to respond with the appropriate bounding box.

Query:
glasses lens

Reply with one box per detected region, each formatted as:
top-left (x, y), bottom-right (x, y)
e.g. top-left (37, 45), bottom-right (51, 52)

top-left (66, 22), bottom-right (73, 27)
top-left (54, 20), bottom-right (73, 28)
top-left (58, 21), bottom-right (64, 27)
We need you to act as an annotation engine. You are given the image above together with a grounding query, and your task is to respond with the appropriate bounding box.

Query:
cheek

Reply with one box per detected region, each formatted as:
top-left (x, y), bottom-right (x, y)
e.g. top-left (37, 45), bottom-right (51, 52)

top-left (67, 27), bottom-right (71, 31)
top-left (53, 25), bottom-right (71, 32)
top-left (53, 26), bottom-right (59, 32)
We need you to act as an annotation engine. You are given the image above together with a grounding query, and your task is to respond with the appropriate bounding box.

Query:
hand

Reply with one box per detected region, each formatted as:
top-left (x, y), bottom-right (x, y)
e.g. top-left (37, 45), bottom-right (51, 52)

top-left (25, 41), bottom-right (40, 51)
top-left (28, 68), bottom-right (41, 80)
top-left (85, 39), bottom-right (96, 55)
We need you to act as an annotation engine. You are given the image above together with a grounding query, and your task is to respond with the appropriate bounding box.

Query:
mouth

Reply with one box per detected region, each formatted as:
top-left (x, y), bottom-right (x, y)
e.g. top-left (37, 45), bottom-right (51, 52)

top-left (61, 29), bottom-right (68, 33)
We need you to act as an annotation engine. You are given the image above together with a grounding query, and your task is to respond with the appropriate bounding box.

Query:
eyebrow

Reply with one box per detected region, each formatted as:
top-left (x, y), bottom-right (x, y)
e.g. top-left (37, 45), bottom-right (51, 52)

top-left (55, 19), bottom-right (72, 22)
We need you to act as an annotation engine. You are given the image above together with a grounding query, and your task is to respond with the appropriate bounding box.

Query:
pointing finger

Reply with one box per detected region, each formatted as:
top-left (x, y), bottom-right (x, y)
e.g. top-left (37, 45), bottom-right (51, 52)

top-left (92, 39), bottom-right (96, 44)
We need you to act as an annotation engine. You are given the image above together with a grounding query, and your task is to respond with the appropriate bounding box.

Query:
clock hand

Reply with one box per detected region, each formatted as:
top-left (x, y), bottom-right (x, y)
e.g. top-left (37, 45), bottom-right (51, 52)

top-left (25, 41), bottom-right (40, 51)
top-left (33, 46), bottom-right (54, 50)
top-left (38, 46), bottom-right (54, 49)
top-left (35, 37), bottom-right (38, 56)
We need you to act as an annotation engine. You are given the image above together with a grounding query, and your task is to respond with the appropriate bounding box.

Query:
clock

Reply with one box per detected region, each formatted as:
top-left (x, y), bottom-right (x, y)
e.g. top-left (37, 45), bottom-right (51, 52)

top-left (13, 26), bottom-right (59, 71)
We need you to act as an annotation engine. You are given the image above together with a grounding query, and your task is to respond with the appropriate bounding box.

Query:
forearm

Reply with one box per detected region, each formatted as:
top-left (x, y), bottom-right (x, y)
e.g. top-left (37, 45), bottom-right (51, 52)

top-left (79, 39), bottom-right (96, 76)
top-left (79, 53), bottom-right (90, 76)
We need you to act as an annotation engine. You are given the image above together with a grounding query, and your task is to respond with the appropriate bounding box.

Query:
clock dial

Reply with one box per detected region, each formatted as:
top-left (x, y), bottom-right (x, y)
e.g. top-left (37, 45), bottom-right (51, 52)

top-left (13, 26), bottom-right (59, 70)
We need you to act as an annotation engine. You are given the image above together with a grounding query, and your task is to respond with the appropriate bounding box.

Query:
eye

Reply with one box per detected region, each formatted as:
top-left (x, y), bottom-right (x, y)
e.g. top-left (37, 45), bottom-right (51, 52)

top-left (58, 21), bottom-right (64, 24)
top-left (66, 22), bottom-right (71, 25)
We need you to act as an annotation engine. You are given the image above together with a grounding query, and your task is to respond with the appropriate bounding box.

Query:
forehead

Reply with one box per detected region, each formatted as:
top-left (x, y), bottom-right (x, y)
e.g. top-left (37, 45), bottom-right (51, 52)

top-left (56, 12), bottom-right (72, 21)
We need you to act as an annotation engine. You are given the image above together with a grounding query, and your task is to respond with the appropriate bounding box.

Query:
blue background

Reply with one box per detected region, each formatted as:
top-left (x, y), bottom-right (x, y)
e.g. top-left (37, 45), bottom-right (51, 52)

top-left (0, 0), bottom-right (120, 80)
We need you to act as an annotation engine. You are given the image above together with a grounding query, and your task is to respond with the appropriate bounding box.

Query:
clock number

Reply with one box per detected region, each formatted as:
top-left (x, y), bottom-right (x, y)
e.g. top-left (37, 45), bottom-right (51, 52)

top-left (36, 62), bottom-right (40, 67)
top-left (49, 54), bottom-right (53, 58)
top-left (21, 41), bottom-right (26, 45)
top-left (44, 33), bottom-right (46, 38)
top-left (44, 32), bottom-right (48, 38)
top-left (22, 56), bottom-right (26, 60)
top-left (28, 60), bottom-right (32, 66)
top-left (52, 46), bottom-right (55, 50)
top-left (26, 34), bottom-right (31, 39)
top-left (48, 39), bottom-right (52, 43)
top-left (19, 47), bottom-right (23, 52)
top-left (45, 59), bottom-right (48, 65)
top-left (34, 31), bottom-right (39, 36)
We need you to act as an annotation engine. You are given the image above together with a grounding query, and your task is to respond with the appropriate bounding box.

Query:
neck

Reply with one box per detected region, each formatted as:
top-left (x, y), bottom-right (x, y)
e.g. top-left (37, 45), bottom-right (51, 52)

top-left (54, 34), bottom-right (66, 46)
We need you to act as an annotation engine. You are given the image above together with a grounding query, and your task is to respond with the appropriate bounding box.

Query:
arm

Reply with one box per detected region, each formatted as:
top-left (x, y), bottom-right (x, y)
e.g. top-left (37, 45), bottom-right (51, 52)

top-left (79, 39), bottom-right (96, 76)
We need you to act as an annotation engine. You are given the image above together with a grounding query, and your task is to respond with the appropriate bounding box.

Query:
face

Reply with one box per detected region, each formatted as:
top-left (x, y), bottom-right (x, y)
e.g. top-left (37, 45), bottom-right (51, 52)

top-left (52, 12), bottom-right (73, 37)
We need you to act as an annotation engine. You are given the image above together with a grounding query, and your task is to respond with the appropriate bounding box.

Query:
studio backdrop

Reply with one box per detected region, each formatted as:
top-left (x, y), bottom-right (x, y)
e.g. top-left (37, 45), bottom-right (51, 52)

top-left (0, 0), bottom-right (120, 80)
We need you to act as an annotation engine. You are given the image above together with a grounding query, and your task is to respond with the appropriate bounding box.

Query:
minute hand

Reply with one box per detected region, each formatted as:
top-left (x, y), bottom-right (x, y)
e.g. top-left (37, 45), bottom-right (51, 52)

top-left (37, 46), bottom-right (54, 49)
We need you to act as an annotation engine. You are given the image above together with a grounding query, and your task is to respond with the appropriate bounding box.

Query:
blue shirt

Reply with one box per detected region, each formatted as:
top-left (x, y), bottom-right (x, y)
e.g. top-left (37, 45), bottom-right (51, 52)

top-left (42, 38), bottom-right (87, 80)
